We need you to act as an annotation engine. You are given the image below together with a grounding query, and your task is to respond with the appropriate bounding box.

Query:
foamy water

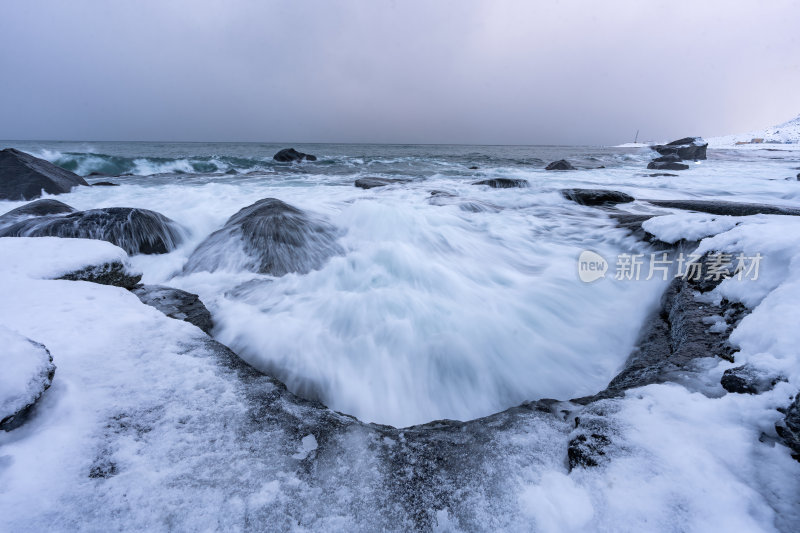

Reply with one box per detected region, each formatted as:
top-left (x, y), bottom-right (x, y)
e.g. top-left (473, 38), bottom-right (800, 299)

top-left (3, 141), bottom-right (799, 426)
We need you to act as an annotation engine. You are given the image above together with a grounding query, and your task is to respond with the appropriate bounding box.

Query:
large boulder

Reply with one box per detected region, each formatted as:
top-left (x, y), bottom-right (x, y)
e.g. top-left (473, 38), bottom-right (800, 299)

top-left (132, 285), bottom-right (213, 333)
top-left (651, 137), bottom-right (708, 160)
top-left (184, 198), bottom-right (342, 277)
top-left (545, 159), bottom-right (576, 171)
top-left (354, 177), bottom-right (411, 189)
top-left (647, 161), bottom-right (690, 171)
top-left (273, 148), bottom-right (317, 162)
top-left (561, 188), bottom-right (634, 206)
top-left (0, 148), bottom-right (88, 200)
top-left (0, 199), bottom-right (76, 223)
top-left (0, 207), bottom-right (185, 255)
top-left (472, 178), bottom-right (529, 188)
top-left (0, 326), bottom-right (56, 431)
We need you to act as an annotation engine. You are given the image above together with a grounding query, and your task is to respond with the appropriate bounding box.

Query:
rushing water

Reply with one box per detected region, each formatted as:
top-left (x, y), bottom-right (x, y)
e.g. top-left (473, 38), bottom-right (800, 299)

top-left (2, 140), bottom-right (799, 426)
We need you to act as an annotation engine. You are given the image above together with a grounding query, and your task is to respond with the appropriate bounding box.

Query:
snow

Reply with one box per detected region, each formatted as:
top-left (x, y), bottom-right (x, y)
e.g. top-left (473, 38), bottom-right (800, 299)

top-left (0, 326), bottom-right (53, 425)
top-left (709, 114), bottom-right (800, 149)
top-left (0, 237), bottom-right (132, 280)
top-left (642, 212), bottom-right (742, 244)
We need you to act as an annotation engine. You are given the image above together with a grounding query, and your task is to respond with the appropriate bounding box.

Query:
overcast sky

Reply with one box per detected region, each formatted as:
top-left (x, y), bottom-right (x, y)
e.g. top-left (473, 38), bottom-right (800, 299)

top-left (1, 0), bottom-right (798, 144)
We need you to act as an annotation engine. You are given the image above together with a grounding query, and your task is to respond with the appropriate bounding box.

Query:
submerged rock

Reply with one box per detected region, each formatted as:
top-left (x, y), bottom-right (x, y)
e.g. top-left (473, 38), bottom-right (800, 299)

top-left (647, 161), bottom-right (690, 171)
top-left (0, 199), bottom-right (76, 222)
top-left (0, 327), bottom-right (56, 431)
top-left (651, 137), bottom-right (708, 160)
top-left (354, 177), bottom-right (412, 189)
top-left (0, 148), bottom-right (88, 200)
top-left (721, 364), bottom-right (783, 394)
top-left (92, 181), bottom-right (120, 187)
top-left (561, 188), bottom-right (635, 206)
top-left (132, 285), bottom-right (213, 333)
top-left (0, 207), bottom-right (185, 255)
top-left (273, 148), bottom-right (317, 162)
top-left (545, 159), bottom-right (576, 171)
top-left (184, 198), bottom-right (342, 277)
top-left (472, 178), bottom-right (528, 188)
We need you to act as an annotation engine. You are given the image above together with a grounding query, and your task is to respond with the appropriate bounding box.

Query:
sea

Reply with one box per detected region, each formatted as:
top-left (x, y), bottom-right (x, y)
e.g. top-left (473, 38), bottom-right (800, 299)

top-left (2, 140), bottom-right (799, 426)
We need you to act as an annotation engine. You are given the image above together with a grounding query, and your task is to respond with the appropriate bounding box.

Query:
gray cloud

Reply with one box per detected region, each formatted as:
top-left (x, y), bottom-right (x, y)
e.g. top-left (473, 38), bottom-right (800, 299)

top-left (1, 0), bottom-right (798, 144)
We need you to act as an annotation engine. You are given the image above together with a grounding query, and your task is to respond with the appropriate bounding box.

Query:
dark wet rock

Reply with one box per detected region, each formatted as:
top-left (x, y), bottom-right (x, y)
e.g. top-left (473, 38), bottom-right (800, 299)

top-left (273, 148), bottom-right (317, 162)
top-left (184, 198), bottom-right (342, 277)
top-left (651, 137), bottom-right (708, 160)
top-left (0, 148), bottom-right (88, 200)
top-left (0, 199), bottom-right (76, 223)
top-left (561, 188), bottom-right (635, 206)
top-left (87, 171), bottom-right (109, 177)
top-left (59, 261), bottom-right (142, 289)
top-left (645, 199), bottom-right (800, 217)
top-left (545, 159), bottom-right (575, 171)
top-left (91, 181), bottom-right (120, 187)
top-left (354, 177), bottom-right (412, 189)
top-left (472, 178), bottom-right (528, 188)
top-left (653, 154), bottom-right (683, 163)
top-left (574, 253), bottom-right (746, 404)
top-left (776, 396), bottom-right (800, 460)
top-left (468, 166), bottom-right (479, 170)
top-left (721, 364), bottom-right (783, 394)
top-left (0, 207), bottom-right (185, 255)
top-left (648, 173), bottom-right (679, 177)
top-left (132, 285), bottom-right (213, 334)
top-left (647, 161), bottom-right (690, 171)
top-left (1, 332), bottom-right (56, 432)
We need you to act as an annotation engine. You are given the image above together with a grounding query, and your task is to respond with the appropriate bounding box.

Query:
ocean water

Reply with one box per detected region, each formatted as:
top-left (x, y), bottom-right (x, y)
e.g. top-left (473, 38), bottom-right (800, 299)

top-left (3, 140), bottom-right (799, 427)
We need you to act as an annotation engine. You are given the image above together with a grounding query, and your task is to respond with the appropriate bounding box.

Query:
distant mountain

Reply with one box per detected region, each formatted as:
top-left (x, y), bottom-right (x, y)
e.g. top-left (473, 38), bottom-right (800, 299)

top-left (709, 114), bottom-right (800, 148)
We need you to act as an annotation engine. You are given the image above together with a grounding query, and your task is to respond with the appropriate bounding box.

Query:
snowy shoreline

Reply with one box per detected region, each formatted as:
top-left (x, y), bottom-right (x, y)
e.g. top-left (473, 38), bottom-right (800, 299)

top-left (2, 139), bottom-right (800, 530)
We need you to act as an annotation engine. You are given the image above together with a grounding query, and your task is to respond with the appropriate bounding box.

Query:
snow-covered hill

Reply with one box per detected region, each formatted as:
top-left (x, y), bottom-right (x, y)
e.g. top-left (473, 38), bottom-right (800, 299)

top-left (709, 114), bottom-right (800, 149)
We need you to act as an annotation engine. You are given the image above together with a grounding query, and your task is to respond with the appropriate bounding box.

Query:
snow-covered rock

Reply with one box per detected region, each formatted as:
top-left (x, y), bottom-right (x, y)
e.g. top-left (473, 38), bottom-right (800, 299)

top-left (0, 326), bottom-right (56, 431)
top-left (0, 237), bottom-right (141, 287)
